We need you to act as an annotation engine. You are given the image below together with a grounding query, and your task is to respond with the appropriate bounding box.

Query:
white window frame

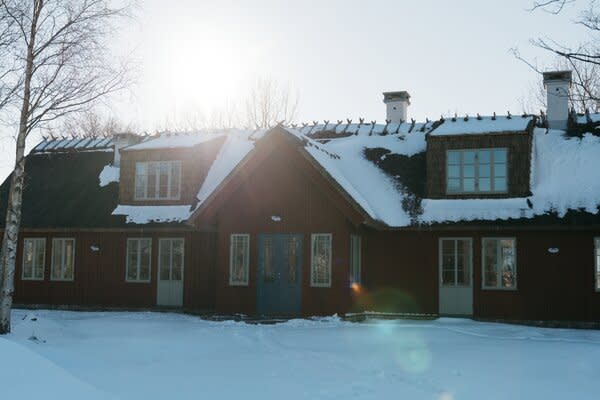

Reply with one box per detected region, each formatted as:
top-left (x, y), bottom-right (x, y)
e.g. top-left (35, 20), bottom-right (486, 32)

top-left (311, 233), bottom-right (332, 288)
top-left (446, 148), bottom-right (508, 194)
top-left (22, 238), bottom-right (46, 281)
top-left (595, 237), bottom-right (600, 292)
top-left (439, 237), bottom-right (473, 287)
top-left (229, 234), bottom-right (250, 286)
top-left (481, 237), bottom-right (518, 290)
top-left (134, 160), bottom-right (182, 200)
top-left (158, 238), bottom-right (185, 282)
top-left (125, 238), bottom-right (152, 283)
top-left (350, 235), bottom-right (361, 285)
top-left (51, 238), bottom-right (76, 281)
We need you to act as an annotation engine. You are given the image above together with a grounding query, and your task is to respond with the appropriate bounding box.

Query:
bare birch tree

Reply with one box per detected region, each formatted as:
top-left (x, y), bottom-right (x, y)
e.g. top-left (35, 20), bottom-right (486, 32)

top-left (0, 0), bottom-right (130, 334)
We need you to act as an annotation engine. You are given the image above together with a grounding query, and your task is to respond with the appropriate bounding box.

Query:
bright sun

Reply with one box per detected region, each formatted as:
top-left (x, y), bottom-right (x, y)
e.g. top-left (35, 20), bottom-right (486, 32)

top-left (143, 28), bottom-right (262, 125)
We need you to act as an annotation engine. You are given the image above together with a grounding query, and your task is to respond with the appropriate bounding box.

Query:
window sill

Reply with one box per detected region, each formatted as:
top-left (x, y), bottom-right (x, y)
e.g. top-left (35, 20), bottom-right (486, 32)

top-left (481, 287), bottom-right (518, 291)
top-left (229, 282), bottom-right (249, 287)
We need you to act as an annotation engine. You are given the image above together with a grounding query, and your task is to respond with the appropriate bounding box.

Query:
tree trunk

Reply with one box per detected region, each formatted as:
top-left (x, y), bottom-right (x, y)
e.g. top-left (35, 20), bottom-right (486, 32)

top-left (0, 0), bottom-right (40, 335)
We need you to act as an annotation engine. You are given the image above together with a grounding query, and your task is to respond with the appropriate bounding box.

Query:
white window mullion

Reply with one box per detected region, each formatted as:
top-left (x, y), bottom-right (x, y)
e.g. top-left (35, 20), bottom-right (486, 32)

top-left (167, 162), bottom-right (172, 199)
top-left (454, 240), bottom-right (458, 285)
top-left (60, 241), bottom-right (65, 279)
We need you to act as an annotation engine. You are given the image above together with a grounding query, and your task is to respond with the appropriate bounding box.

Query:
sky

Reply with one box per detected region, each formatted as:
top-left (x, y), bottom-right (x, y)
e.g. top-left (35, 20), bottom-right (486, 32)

top-left (0, 0), bottom-right (590, 181)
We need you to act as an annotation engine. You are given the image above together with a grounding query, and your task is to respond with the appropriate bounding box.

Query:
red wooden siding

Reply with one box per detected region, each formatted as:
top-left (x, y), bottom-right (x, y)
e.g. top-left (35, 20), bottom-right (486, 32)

top-left (359, 230), bottom-right (438, 315)
top-left (13, 230), bottom-right (216, 311)
top-left (358, 228), bottom-right (600, 321)
top-left (198, 133), bottom-right (359, 316)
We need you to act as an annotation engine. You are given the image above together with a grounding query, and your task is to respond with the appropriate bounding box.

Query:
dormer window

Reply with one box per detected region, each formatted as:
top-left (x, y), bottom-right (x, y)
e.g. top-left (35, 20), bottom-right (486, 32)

top-left (446, 148), bottom-right (507, 194)
top-left (134, 161), bottom-right (181, 200)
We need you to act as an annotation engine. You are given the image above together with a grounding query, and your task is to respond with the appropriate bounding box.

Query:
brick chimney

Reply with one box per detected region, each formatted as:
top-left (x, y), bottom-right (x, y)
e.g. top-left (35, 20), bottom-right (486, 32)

top-left (543, 71), bottom-right (572, 130)
top-left (383, 91), bottom-right (411, 123)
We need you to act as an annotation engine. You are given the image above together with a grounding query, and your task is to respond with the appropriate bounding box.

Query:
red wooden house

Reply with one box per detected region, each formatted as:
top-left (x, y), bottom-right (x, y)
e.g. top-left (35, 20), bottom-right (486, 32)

top-left (2, 70), bottom-right (600, 321)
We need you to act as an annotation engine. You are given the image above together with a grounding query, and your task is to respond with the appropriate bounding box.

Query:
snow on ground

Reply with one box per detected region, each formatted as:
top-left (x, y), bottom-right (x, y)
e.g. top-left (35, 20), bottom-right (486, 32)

top-left (111, 204), bottom-right (192, 224)
top-left (3, 309), bottom-right (600, 400)
top-left (98, 164), bottom-right (119, 187)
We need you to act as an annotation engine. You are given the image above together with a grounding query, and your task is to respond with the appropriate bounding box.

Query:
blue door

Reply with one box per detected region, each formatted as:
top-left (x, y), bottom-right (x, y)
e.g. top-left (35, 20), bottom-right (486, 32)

top-left (257, 234), bottom-right (303, 315)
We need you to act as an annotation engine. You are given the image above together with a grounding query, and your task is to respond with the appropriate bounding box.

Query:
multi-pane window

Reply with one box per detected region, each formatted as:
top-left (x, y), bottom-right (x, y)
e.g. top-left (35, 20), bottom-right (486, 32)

top-left (230, 234), bottom-right (249, 286)
top-left (134, 161), bottom-right (181, 200)
top-left (595, 238), bottom-right (600, 291)
top-left (350, 235), bottom-right (361, 285)
top-left (51, 238), bottom-right (75, 281)
top-left (447, 148), bottom-right (507, 194)
top-left (263, 236), bottom-right (275, 282)
top-left (126, 238), bottom-right (152, 282)
top-left (311, 234), bottom-right (332, 287)
top-left (22, 238), bottom-right (45, 280)
top-left (440, 238), bottom-right (471, 286)
top-left (158, 239), bottom-right (184, 281)
top-left (482, 238), bottom-right (517, 289)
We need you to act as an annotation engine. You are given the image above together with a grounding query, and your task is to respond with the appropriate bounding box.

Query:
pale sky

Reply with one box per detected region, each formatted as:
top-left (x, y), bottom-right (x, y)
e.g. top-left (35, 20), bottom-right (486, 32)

top-left (0, 0), bottom-right (588, 181)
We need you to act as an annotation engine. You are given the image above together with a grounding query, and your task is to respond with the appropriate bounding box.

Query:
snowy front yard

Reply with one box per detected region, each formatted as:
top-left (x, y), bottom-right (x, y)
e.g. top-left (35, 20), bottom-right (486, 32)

top-left (2, 310), bottom-right (600, 399)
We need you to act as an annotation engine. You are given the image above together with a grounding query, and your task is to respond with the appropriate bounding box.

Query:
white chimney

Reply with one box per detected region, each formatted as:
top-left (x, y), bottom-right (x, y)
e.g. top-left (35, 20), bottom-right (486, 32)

top-left (543, 71), bottom-right (572, 130)
top-left (383, 91), bottom-right (411, 123)
top-left (113, 132), bottom-right (140, 166)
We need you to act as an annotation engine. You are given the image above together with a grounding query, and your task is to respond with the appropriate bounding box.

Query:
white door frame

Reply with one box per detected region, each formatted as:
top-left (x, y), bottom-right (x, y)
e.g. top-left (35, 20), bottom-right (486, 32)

top-left (157, 238), bottom-right (185, 307)
top-left (438, 237), bottom-right (473, 316)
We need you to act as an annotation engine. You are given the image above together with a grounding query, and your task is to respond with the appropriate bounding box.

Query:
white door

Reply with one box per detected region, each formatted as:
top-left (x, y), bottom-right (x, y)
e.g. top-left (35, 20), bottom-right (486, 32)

top-left (157, 238), bottom-right (185, 307)
top-left (439, 238), bottom-right (473, 316)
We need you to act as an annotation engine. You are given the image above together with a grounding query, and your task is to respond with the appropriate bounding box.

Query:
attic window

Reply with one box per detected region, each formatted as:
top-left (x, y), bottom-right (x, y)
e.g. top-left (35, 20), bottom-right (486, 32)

top-left (446, 148), bottom-right (507, 194)
top-left (134, 161), bottom-right (181, 201)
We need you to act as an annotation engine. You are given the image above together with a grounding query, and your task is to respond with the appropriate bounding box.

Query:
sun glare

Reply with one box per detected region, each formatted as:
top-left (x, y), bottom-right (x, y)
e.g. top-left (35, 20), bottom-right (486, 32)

top-left (145, 27), bottom-right (263, 124)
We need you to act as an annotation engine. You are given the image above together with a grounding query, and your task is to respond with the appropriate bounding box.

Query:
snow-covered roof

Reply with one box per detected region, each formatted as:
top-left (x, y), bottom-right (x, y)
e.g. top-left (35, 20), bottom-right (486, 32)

top-left (293, 120), bottom-right (435, 138)
top-left (195, 130), bottom-right (261, 206)
top-left (123, 132), bottom-right (224, 151)
top-left (428, 115), bottom-right (534, 136)
top-left (575, 112), bottom-right (600, 125)
top-left (186, 117), bottom-right (600, 227)
top-left (24, 111), bottom-right (600, 228)
top-left (31, 136), bottom-right (115, 153)
top-left (111, 205), bottom-right (193, 224)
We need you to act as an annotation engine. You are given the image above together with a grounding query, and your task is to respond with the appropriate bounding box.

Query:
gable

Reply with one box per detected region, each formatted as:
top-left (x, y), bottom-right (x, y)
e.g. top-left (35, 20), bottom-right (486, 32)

top-left (189, 127), bottom-right (368, 228)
